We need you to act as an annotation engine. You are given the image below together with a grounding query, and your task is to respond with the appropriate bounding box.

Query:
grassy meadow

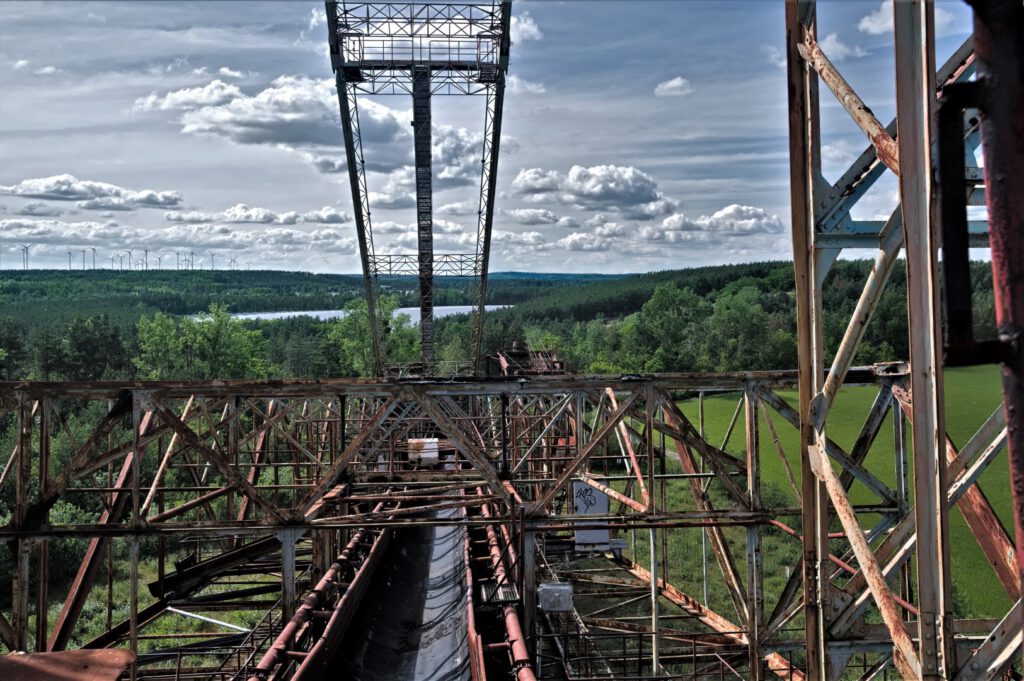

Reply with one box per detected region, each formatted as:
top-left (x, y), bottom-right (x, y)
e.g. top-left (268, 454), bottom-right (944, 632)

top-left (633, 364), bottom-right (1009, 620)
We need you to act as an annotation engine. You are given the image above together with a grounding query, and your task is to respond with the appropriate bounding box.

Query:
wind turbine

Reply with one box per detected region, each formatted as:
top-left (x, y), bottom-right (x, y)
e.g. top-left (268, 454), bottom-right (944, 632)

top-left (154, 255), bottom-right (163, 269)
top-left (20, 244), bottom-right (30, 270)
top-left (125, 249), bottom-right (133, 270)
top-left (143, 248), bottom-right (149, 270)
top-left (67, 248), bottom-right (74, 270)
top-left (189, 250), bottom-right (196, 271)
top-left (109, 254), bottom-right (116, 269)
top-left (118, 254), bottom-right (125, 270)
top-left (176, 251), bottom-right (180, 270)
top-left (90, 248), bottom-right (97, 269)
top-left (81, 249), bottom-right (86, 270)
top-left (208, 250), bottom-right (216, 270)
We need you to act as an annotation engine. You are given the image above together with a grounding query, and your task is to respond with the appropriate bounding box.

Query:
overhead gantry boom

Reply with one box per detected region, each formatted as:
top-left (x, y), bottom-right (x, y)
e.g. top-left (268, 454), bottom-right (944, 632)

top-left (325, 0), bottom-right (512, 376)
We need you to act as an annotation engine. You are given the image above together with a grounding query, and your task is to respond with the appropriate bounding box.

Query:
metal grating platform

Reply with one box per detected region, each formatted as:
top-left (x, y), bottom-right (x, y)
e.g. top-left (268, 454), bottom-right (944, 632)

top-left (482, 579), bottom-right (520, 605)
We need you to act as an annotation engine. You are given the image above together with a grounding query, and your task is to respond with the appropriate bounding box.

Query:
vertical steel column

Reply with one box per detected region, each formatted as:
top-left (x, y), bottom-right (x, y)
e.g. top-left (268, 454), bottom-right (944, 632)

top-left (893, 3), bottom-right (952, 678)
top-left (784, 2), bottom-right (829, 677)
top-left (35, 399), bottom-right (50, 652)
top-left (698, 391), bottom-right (709, 605)
top-left (893, 407), bottom-right (914, 612)
top-left (645, 383), bottom-right (659, 674)
top-left (968, 0), bottom-right (1024, 598)
top-left (327, 2), bottom-right (384, 375)
top-left (227, 397), bottom-right (238, 521)
top-left (13, 395), bottom-right (32, 651)
top-left (522, 524), bottom-right (537, 661)
top-left (412, 65), bottom-right (434, 371)
top-left (336, 80), bottom-right (384, 375)
top-left (469, 2), bottom-right (512, 371)
top-left (279, 529), bottom-right (300, 624)
top-left (129, 391), bottom-right (142, 681)
top-left (745, 389), bottom-right (763, 681)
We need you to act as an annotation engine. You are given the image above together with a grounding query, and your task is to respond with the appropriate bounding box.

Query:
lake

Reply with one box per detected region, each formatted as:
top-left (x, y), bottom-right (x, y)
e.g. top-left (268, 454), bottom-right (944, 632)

top-left (231, 305), bottom-right (507, 324)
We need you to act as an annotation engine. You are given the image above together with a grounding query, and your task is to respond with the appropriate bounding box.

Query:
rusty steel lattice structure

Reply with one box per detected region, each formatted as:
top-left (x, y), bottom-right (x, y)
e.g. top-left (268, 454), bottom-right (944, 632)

top-left (1, 1), bottom-right (1023, 681)
top-left (786, 0), bottom-right (1023, 679)
top-left (326, 0), bottom-right (511, 375)
top-left (0, 369), bottom-right (906, 681)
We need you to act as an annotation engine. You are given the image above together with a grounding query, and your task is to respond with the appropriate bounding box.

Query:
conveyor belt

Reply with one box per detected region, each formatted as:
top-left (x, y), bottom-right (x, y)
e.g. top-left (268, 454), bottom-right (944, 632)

top-left (331, 506), bottom-right (470, 681)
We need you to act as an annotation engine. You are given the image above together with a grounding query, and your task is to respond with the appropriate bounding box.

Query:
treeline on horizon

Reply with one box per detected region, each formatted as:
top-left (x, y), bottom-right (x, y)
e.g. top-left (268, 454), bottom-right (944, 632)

top-left (0, 269), bottom-right (614, 327)
top-left (0, 260), bottom-right (998, 381)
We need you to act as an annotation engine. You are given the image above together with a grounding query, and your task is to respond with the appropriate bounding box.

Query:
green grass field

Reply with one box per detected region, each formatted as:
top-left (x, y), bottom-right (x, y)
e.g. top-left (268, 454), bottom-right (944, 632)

top-left (668, 364), bottom-right (1009, 618)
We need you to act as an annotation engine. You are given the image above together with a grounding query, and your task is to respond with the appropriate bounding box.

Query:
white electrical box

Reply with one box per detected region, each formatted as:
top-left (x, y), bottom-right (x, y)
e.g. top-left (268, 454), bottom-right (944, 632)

top-left (407, 438), bottom-right (439, 467)
top-left (537, 582), bottom-right (573, 612)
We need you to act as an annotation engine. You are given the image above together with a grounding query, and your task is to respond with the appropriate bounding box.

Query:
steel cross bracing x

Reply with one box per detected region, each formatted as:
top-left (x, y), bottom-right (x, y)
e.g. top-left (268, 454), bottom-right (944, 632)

top-left (325, 0), bottom-right (512, 376)
top-left (0, 359), bottom-right (1018, 680)
top-left (787, 1), bottom-right (1022, 679)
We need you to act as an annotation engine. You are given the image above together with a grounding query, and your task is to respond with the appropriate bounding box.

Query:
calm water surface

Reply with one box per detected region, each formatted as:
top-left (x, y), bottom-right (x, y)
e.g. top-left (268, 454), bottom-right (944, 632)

top-left (231, 305), bottom-right (507, 324)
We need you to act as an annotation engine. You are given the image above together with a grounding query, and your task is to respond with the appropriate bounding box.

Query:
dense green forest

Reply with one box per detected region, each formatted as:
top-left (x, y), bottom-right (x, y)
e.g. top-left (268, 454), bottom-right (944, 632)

top-left (0, 269), bottom-right (618, 328)
top-left (0, 260), bottom-right (997, 380)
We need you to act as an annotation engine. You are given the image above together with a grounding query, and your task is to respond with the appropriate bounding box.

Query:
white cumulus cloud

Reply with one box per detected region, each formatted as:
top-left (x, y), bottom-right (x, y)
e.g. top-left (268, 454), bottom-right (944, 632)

top-left (0, 175), bottom-right (182, 209)
top-left (513, 164), bottom-right (677, 219)
top-left (858, 0), bottom-right (952, 36)
top-left (642, 204), bottom-right (783, 244)
top-left (507, 75), bottom-right (546, 95)
top-left (557, 232), bottom-right (611, 252)
top-left (510, 12), bottom-right (542, 43)
top-left (15, 201), bottom-right (63, 217)
top-left (654, 76), bottom-right (694, 97)
top-left (438, 200), bottom-right (477, 216)
top-left (164, 203), bottom-right (350, 226)
top-left (760, 45), bottom-right (786, 70)
top-left (309, 7), bottom-right (328, 30)
top-left (819, 33), bottom-right (866, 62)
top-left (503, 208), bottom-right (559, 225)
top-left (134, 79), bottom-right (243, 111)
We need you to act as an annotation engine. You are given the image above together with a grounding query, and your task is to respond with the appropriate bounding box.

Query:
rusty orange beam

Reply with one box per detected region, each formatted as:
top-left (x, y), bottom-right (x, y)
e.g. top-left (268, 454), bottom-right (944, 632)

top-left (893, 387), bottom-right (1020, 599)
top-left (616, 557), bottom-right (804, 681)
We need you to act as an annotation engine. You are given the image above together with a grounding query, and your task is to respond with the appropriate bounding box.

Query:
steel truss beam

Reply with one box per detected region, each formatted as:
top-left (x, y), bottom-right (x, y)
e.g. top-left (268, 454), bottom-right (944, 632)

top-left (2, 363), bottom-right (1015, 679)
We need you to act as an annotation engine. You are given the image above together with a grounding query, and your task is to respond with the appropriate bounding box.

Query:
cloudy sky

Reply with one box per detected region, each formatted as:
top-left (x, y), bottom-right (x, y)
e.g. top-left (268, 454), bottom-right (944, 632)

top-left (0, 1), bottom-right (973, 273)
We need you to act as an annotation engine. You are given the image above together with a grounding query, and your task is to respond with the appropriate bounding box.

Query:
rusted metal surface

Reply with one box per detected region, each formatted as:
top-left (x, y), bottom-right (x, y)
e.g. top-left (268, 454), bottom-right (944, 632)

top-left (798, 32), bottom-right (900, 175)
top-left (894, 4), bottom-right (953, 677)
top-left (968, 0), bottom-right (1024, 603)
top-left (785, 4), bottom-right (828, 677)
top-left (287, 527), bottom-right (389, 681)
top-left (616, 557), bottom-right (803, 681)
top-left (479, 491), bottom-right (537, 681)
top-left (0, 367), bottom-right (1017, 679)
top-left (248, 522), bottom-right (374, 679)
top-left (894, 386), bottom-right (1020, 599)
top-left (783, 0), bottom-right (1022, 677)
top-left (0, 649), bottom-right (135, 681)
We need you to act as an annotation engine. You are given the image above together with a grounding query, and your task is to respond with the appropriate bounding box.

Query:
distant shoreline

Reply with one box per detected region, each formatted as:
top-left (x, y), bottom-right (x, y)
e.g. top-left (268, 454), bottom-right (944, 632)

top-left (230, 305), bottom-right (509, 324)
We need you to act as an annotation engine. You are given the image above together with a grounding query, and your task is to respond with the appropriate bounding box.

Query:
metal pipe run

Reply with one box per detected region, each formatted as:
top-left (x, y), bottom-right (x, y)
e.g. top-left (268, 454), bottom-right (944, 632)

top-left (478, 490), bottom-right (537, 681)
top-left (464, 524), bottom-right (487, 680)
top-left (248, 503), bottom-right (385, 680)
top-left (290, 527), bottom-right (390, 681)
